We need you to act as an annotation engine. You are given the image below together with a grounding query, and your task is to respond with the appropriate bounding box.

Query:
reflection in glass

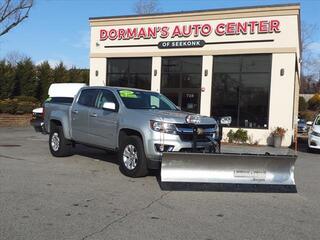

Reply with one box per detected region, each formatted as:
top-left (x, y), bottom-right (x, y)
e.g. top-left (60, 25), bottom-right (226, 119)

top-left (182, 93), bottom-right (199, 113)
top-left (161, 56), bottom-right (202, 113)
top-left (212, 54), bottom-right (271, 129)
top-left (107, 58), bottom-right (152, 90)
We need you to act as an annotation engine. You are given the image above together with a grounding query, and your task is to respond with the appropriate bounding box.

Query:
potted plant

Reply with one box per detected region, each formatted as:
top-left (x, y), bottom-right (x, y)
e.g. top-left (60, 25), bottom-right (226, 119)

top-left (271, 127), bottom-right (287, 147)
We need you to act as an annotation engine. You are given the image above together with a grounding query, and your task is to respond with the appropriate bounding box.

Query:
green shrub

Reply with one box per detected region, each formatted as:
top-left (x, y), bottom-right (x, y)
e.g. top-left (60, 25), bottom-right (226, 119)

top-left (16, 101), bottom-right (38, 114)
top-left (308, 93), bottom-right (320, 111)
top-left (0, 98), bottom-right (39, 114)
top-left (227, 129), bottom-right (248, 144)
top-left (15, 95), bottom-right (39, 103)
top-left (234, 129), bottom-right (249, 143)
top-left (227, 130), bottom-right (235, 143)
top-left (0, 99), bottom-right (17, 114)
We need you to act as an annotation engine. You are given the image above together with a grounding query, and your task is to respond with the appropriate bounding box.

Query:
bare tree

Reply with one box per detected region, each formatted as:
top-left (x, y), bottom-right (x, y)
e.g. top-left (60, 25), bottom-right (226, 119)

top-left (134, 0), bottom-right (160, 14)
top-left (5, 50), bottom-right (27, 65)
top-left (0, 0), bottom-right (33, 37)
top-left (301, 22), bottom-right (318, 74)
top-left (300, 22), bottom-right (320, 93)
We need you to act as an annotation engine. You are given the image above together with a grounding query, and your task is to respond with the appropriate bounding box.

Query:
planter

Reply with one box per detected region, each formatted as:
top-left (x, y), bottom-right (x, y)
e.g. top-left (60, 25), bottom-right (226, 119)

top-left (273, 135), bottom-right (282, 148)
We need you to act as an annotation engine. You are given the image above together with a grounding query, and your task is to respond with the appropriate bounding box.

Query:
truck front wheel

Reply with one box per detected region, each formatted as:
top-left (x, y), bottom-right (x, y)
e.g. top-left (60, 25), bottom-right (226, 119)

top-left (118, 135), bottom-right (148, 177)
top-left (49, 125), bottom-right (72, 157)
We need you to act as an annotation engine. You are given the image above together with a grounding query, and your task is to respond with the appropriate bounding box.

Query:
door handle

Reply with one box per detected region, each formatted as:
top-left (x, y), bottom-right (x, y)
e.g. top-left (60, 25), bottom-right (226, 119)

top-left (72, 110), bottom-right (78, 114)
top-left (90, 113), bottom-right (97, 117)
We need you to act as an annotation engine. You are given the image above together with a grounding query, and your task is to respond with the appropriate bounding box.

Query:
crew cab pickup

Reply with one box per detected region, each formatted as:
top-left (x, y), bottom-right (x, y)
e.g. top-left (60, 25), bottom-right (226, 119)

top-left (44, 87), bottom-right (219, 177)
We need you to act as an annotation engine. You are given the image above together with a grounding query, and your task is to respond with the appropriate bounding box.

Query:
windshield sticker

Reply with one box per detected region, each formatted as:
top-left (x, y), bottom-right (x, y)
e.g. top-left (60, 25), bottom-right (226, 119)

top-left (119, 90), bottom-right (138, 98)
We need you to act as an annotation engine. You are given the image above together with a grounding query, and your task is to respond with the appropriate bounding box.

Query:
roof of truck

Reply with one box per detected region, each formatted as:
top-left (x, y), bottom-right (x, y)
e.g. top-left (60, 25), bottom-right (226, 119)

top-left (81, 86), bottom-right (155, 93)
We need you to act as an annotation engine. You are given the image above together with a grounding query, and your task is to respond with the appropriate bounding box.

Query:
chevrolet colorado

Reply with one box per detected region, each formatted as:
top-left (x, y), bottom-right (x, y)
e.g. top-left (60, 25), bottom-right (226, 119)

top-left (44, 86), bottom-right (219, 177)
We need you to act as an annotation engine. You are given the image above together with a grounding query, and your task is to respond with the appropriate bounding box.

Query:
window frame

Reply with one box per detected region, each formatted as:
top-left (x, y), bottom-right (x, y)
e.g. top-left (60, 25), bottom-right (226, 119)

top-left (77, 89), bottom-right (100, 108)
top-left (107, 57), bottom-right (152, 90)
top-left (211, 54), bottom-right (272, 129)
top-left (161, 56), bottom-right (203, 113)
top-left (95, 89), bottom-right (119, 112)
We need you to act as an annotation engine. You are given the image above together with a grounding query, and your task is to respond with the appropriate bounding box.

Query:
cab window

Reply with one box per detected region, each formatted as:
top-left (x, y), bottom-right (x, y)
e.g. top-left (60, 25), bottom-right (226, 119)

top-left (95, 90), bottom-right (119, 110)
top-left (78, 89), bottom-right (99, 107)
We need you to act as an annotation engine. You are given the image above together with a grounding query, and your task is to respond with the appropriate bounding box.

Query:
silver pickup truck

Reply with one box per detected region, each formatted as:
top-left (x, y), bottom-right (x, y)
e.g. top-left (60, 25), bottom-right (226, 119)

top-left (44, 86), bottom-right (219, 178)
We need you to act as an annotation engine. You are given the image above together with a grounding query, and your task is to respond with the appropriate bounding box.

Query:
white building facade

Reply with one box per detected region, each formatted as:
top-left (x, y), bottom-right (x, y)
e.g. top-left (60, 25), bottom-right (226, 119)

top-left (89, 4), bottom-right (301, 146)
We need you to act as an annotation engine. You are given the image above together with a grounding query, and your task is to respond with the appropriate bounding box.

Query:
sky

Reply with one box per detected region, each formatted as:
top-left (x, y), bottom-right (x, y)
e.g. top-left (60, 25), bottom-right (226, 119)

top-left (0, 0), bottom-right (319, 69)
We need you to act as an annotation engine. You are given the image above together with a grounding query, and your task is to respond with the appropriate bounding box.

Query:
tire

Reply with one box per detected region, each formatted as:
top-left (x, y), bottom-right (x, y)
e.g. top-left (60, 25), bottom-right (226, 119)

top-left (49, 125), bottom-right (72, 157)
top-left (118, 135), bottom-right (148, 177)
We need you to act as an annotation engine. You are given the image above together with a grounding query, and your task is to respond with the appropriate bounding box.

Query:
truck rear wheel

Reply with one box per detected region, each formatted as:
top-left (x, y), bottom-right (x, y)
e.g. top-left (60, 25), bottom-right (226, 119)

top-left (49, 125), bottom-right (72, 157)
top-left (118, 135), bottom-right (148, 177)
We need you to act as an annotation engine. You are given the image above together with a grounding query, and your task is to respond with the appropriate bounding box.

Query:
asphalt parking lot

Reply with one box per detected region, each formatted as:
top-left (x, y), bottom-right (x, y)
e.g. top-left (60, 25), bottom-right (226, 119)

top-left (1, 127), bottom-right (320, 240)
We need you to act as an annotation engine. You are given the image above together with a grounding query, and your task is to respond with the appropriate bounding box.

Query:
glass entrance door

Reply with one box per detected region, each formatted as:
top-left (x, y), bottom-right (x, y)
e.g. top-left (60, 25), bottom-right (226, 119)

top-left (161, 56), bottom-right (202, 113)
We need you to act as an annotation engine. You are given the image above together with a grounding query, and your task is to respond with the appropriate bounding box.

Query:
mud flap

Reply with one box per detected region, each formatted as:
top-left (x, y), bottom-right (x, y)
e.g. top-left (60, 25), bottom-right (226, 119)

top-left (161, 152), bottom-right (296, 186)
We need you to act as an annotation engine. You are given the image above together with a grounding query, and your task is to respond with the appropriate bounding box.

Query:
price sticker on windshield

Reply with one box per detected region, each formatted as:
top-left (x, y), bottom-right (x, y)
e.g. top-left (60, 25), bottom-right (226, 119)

top-left (119, 90), bottom-right (138, 98)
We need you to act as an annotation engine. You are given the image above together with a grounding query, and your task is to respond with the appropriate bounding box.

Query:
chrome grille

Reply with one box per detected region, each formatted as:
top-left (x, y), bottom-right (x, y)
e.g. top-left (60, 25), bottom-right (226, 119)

top-left (175, 124), bottom-right (216, 142)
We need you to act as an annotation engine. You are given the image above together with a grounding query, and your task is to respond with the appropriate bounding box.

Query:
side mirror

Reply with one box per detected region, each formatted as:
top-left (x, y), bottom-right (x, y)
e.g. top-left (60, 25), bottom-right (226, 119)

top-left (306, 121), bottom-right (313, 126)
top-left (219, 116), bottom-right (232, 126)
top-left (102, 102), bottom-right (116, 111)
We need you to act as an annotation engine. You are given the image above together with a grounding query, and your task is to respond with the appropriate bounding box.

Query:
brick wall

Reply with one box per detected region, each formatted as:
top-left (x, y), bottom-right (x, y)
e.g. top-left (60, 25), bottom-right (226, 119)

top-left (0, 114), bottom-right (32, 127)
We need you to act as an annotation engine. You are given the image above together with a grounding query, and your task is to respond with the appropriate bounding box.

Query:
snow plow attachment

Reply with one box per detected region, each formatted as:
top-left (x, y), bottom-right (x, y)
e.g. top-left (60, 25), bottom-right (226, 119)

top-left (161, 152), bottom-right (296, 189)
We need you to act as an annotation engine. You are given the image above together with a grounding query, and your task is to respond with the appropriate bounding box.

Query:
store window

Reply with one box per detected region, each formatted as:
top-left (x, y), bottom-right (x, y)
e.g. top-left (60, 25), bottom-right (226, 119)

top-left (107, 58), bottom-right (152, 90)
top-left (211, 54), bottom-right (271, 129)
top-left (161, 56), bottom-right (202, 113)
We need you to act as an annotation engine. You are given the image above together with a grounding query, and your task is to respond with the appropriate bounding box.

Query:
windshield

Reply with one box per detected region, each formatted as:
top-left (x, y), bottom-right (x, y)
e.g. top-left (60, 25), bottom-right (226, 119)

top-left (117, 89), bottom-right (178, 110)
top-left (315, 116), bottom-right (320, 125)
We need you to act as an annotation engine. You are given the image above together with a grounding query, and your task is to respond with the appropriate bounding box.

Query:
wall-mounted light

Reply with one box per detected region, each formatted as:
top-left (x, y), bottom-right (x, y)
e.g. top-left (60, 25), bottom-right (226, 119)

top-left (280, 68), bottom-right (285, 76)
top-left (154, 69), bottom-right (157, 76)
top-left (95, 70), bottom-right (99, 77)
top-left (204, 69), bottom-right (208, 76)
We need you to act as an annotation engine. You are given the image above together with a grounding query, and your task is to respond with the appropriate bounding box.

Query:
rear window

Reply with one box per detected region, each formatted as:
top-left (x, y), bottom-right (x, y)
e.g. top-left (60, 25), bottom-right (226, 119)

top-left (46, 97), bottom-right (73, 104)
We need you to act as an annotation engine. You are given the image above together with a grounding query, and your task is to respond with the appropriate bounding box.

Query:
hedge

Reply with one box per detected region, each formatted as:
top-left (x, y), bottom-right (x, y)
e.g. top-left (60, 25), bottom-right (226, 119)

top-left (0, 96), bottom-right (40, 114)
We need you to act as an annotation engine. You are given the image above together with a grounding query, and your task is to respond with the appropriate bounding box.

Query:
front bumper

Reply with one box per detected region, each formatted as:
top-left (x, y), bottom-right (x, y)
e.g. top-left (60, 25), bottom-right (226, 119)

top-left (145, 131), bottom-right (217, 161)
top-left (308, 133), bottom-right (320, 150)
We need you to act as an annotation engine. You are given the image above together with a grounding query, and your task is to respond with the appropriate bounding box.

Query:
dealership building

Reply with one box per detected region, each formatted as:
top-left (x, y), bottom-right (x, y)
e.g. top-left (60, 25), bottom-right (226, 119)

top-left (89, 3), bottom-right (301, 146)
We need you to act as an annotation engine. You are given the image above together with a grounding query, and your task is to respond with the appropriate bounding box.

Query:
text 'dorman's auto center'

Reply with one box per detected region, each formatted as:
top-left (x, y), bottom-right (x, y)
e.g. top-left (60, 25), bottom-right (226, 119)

top-left (89, 3), bottom-right (301, 146)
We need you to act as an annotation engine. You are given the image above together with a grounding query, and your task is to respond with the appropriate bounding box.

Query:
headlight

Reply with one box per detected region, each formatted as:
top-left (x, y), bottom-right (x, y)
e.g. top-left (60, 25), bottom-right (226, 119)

top-left (311, 131), bottom-right (320, 137)
top-left (150, 120), bottom-right (177, 134)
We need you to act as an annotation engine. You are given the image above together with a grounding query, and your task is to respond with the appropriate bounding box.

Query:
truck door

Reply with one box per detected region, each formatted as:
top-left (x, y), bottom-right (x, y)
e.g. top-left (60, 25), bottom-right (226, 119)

top-left (71, 89), bottom-right (99, 143)
top-left (88, 89), bottom-right (119, 149)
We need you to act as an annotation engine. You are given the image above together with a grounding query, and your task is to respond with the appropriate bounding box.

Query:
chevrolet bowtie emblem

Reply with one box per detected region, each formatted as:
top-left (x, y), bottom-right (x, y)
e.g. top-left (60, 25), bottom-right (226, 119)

top-left (196, 128), bottom-right (204, 135)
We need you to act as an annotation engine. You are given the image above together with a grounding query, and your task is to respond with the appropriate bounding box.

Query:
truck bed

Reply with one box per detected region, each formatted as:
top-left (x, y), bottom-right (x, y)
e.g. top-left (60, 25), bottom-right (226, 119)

top-left (44, 101), bottom-right (72, 135)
